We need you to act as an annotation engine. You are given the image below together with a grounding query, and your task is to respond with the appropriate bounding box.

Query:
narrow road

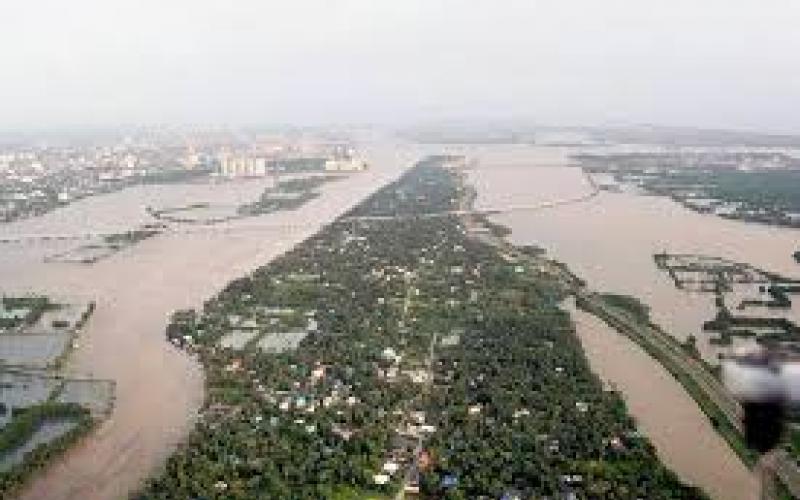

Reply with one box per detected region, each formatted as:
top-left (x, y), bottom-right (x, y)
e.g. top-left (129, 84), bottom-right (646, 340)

top-left (394, 326), bottom-right (438, 500)
top-left (573, 288), bottom-right (800, 497)
top-left (348, 166), bottom-right (600, 223)
top-left (578, 292), bottom-right (743, 429)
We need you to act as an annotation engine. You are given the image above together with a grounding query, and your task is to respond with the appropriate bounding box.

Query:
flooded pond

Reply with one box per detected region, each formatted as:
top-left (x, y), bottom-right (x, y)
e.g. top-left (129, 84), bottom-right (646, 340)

top-left (0, 421), bottom-right (79, 473)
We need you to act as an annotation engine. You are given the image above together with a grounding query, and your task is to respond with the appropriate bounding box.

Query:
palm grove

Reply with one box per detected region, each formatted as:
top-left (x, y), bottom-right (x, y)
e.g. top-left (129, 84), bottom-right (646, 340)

top-left (140, 158), bottom-right (702, 499)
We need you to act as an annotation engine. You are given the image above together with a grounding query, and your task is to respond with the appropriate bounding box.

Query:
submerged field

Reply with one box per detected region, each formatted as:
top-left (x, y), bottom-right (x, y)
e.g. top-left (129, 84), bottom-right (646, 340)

top-left (0, 295), bottom-right (112, 497)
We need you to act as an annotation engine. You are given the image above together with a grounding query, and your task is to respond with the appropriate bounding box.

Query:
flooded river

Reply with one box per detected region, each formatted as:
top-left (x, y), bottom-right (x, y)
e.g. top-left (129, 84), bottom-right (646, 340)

top-left (4, 141), bottom-right (792, 499)
top-left (465, 146), bottom-right (800, 362)
top-left (567, 301), bottom-right (758, 500)
top-left (2, 141), bottom-right (415, 500)
top-left (451, 144), bottom-right (795, 499)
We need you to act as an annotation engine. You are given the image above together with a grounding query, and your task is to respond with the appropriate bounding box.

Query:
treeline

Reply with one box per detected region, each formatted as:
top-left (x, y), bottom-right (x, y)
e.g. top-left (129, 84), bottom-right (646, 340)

top-left (139, 157), bottom-right (701, 499)
top-left (345, 156), bottom-right (463, 217)
top-left (0, 402), bottom-right (93, 498)
top-left (0, 296), bottom-right (54, 329)
top-left (238, 175), bottom-right (338, 217)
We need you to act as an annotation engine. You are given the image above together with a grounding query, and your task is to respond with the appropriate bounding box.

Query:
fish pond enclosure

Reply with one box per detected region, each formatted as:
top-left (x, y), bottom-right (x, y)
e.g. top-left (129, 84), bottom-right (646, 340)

top-left (0, 294), bottom-right (113, 496)
top-left (654, 253), bottom-right (800, 347)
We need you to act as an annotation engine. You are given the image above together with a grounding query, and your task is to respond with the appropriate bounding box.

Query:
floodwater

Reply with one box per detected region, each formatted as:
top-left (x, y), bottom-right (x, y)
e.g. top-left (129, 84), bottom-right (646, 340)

top-left (464, 145), bottom-right (800, 362)
top-left (567, 301), bottom-right (758, 500)
top-left (452, 144), bottom-right (800, 500)
top-left (0, 421), bottom-right (79, 473)
top-left (1, 141), bottom-right (414, 500)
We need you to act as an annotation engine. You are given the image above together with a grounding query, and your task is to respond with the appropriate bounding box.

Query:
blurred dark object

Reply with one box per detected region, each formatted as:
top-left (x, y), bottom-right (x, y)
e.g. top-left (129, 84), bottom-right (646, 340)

top-left (742, 401), bottom-right (784, 453)
top-left (722, 346), bottom-right (800, 453)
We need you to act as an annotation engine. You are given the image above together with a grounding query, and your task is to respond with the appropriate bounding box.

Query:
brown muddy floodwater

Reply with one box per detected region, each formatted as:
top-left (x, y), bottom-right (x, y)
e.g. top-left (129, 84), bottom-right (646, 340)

top-left (567, 301), bottom-right (758, 500)
top-left (1, 142), bottom-right (416, 500)
top-left (442, 143), bottom-right (791, 500)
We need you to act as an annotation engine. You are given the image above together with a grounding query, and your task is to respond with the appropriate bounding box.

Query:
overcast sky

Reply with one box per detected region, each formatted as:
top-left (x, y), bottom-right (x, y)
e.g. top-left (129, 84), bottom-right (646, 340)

top-left (2, 1), bottom-right (800, 132)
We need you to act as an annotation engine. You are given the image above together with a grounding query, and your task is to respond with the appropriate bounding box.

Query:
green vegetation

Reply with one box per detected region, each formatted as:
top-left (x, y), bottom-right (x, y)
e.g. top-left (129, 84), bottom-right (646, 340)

top-left (577, 152), bottom-right (800, 228)
top-left (147, 202), bottom-right (238, 224)
top-left (346, 155), bottom-right (464, 217)
top-left (482, 218), bottom-right (512, 238)
top-left (149, 202), bottom-right (210, 218)
top-left (140, 158), bottom-right (701, 499)
top-left (0, 402), bottom-right (93, 498)
top-left (102, 228), bottom-right (160, 248)
top-left (1, 295), bottom-right (102, 495)
top-left (656, 169), bottom-right (800, 221)
top-left (653, 252), bottom-right (800, 348)
top-left (138, 167), bottom-right (214, 185)
top-left (276, 176), bottom-right (335, 193)
top-left (147, 175), bottom-right (338, 224)
top-left (0, 296), bottom-right (54, 329)
top-left (596, 293), bottom-right (650, 323)
top-left (681, 335), bottom-right (700, 359)
top-left (0, 403), bottom-right (87, 454)
top-left (268, 158), bottom-right (327, 172)
top-left (0, 164), bottom-right (212, 225)
top-left (786, 428), bottom-right (800, 459)
top-left (775, 478), bottom-right (796, 500)
top-left (239, 175), bottom-right (338, 216)
top-left (45, 226), bottom-right (164, 264)
top-left (576, 293), bottom-right (757, 467)
top-left (518, 244), bottom-right (546, 258)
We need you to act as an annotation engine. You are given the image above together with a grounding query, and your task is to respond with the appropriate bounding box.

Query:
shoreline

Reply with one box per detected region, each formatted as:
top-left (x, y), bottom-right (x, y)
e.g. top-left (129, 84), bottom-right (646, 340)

top-left (458, 151), bottom-right (761, 499)
top-left (140, 156), bottom-right (702, 498)
top-left (12, 144), bottom-right (413, 500)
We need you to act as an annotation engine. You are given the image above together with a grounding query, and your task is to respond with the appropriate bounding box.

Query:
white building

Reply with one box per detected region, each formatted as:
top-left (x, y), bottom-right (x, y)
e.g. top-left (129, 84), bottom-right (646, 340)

top-left (324, 158), bottom-right (367, 172)
top-left (219, 155), bottom-right (269, 178)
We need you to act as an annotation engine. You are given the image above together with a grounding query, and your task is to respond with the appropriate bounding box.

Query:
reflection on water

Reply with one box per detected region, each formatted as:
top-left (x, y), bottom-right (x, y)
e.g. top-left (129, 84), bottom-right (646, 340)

top-left (2, 142), bottom-right (414, 500)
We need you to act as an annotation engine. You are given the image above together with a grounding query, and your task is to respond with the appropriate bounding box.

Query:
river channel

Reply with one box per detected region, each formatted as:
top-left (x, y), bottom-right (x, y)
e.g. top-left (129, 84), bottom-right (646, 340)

top-left (4, 141), bottom-right (792, 499)
top-left (1, 141), bottom-right (414, 500)
top-left (450, 143), bottom-right (788, 500)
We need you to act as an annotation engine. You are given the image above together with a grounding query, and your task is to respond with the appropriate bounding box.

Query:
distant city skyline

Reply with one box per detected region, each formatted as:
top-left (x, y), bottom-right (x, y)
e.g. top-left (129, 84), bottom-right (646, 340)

top-left (2, 1), bottom-right (800, 133)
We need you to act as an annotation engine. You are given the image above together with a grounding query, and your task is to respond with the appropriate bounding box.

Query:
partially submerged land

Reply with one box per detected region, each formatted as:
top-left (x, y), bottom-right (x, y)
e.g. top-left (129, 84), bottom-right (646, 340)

top-left (145, 174), bottom-right (336, 225)
top-left (44, 227), bottom-right (163, 264)
top-left (5, 175), bottom-right (342, 266)
top-left (237, 175), bottom-right (342, 217)
top-left (0, 163), bottom-right (211, 225)
top-left (2, 143), bottom-right (399, 500)
top-left (577, 151), bottom-right (800, 228)
top-left (0, 295), bottom-right (113, 497)
top-left (650, 252), bottom-right (800, 473)
top-left (141, 158), bottom-right (701, 498)
top-left (468, 210), bottom-right (763, 494)
top-left (0, 131), bottom-right (355, 225)
top-left (452, 142), bottom-right (800, 497)
top-left (654, 253), bottom-right (800, 347)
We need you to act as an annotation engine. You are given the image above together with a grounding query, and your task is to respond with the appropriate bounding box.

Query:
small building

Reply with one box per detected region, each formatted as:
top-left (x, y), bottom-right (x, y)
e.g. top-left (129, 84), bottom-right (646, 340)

top-left (373, 473), bottom-right (390, 485)
top-left (325, 158), bottom-right (368, 171)
top-left (441, 474), bottom-right (458, 489)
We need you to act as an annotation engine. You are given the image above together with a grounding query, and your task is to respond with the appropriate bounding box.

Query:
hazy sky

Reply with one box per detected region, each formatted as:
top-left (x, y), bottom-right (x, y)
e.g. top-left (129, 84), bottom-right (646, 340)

top-left (3, 1), bottom-right (800, 132)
